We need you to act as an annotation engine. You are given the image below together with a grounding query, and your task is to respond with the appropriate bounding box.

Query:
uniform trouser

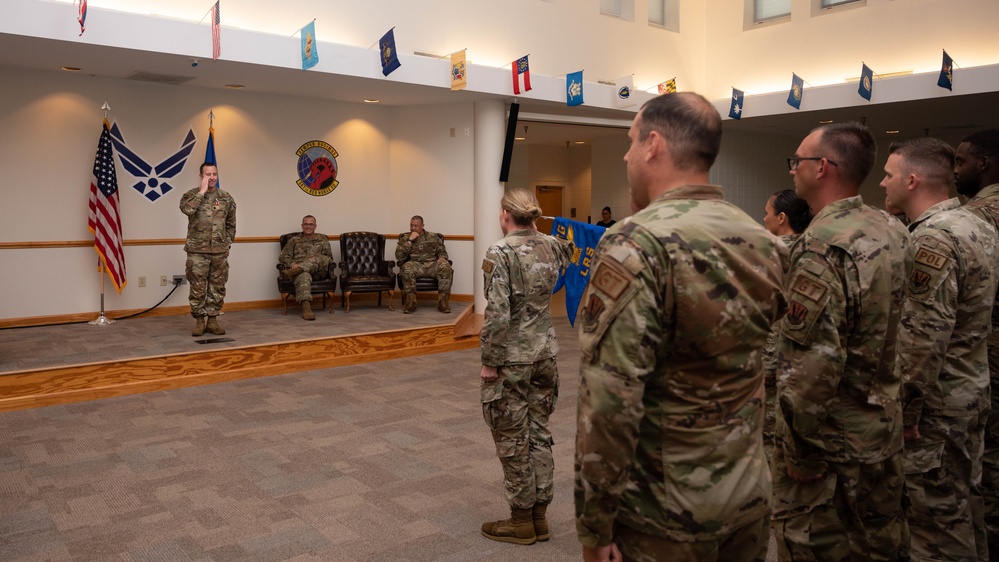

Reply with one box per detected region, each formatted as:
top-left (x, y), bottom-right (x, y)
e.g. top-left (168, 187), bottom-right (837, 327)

top-left (905, 413), bottom-right (987, 562)
top-left (772, 447), bottom-right (906, 561)
top-left (186, 251), bottom-right (229, 317)
top-left (481, 357), bottom-right (558, 509)
top-left (612, 517), bottom-right (769, 562)
top-left (290, 255), bottom-right (332, 303)
top-left (399, 260), bottom-right (453, 296)
top-left (984, 355), bottom-right (999, 561)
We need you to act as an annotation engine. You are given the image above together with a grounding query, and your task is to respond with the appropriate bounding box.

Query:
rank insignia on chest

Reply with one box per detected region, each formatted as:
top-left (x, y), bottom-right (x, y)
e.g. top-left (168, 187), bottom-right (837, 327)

top-left (786, 300), bottom-right (808, 327)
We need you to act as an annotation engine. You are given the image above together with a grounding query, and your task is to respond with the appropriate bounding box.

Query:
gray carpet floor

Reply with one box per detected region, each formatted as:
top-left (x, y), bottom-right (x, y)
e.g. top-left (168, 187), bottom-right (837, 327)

top-left (0, 302), bottom-right (778, 561)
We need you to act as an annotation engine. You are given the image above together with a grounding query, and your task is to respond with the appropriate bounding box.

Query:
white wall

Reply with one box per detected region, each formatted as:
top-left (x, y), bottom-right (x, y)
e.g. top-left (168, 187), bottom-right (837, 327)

top-left (0, 67), bottom-right (475, 321)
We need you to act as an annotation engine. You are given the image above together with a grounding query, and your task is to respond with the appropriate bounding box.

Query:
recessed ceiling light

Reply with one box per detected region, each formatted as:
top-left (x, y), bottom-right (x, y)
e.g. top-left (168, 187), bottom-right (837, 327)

top-left (225, 84), bottom-right (244, 89)
top-left (818, 119), bottom-right (833, 124)
top-left (61, 66), bottom-right (82, 72)
top-left (515, 137), bottom-right (526, 141)
top-left (573, 141), bottom-right (586, 145)
top-left (886, 130), bottom-right (900, 134)
top-left (363, 99), bottom-right (380, 103)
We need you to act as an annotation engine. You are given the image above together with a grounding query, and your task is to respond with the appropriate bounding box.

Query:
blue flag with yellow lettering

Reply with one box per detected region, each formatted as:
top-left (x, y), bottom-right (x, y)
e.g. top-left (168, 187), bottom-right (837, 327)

top-left (551, 217), bottom-right (606, 326)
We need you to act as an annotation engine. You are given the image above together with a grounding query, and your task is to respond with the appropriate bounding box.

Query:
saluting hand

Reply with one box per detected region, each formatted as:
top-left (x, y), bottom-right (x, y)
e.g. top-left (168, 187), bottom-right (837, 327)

top-left (198, 174), bottom-right (211, 195)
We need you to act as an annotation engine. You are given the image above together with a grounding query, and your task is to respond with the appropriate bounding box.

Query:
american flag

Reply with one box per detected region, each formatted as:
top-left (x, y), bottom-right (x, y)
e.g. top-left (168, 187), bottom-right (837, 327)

top-left (87, 121), bottom-right (126, 293)
top-left (211, 1), bottom-right (221, 60)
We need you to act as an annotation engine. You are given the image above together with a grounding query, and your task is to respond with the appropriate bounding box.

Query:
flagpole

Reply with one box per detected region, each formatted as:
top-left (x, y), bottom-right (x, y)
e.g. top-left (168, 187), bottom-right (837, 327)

top-left (367, 26), bottom-right (395, 50)
top-left (89, 261), bottom-right (115, 325)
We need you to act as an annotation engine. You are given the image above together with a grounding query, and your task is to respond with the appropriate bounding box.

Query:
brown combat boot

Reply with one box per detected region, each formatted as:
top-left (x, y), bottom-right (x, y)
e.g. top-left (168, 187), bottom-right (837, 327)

top-left (437, 292), bottom-right (450, 313)
top-left (403, 294), bottom-right (417, 314)
top-left (481, 507), bottom-right (536, 545)
top-left (532, 503), bottom-right (550, 541)
top-left (301, 300), bottom-right (315, 321)
top-left (191, 316), bottom-right (206, 337)
top-left (282, 266), bottom-right (304, 280)
top-left (205, 316), bottom-right (225, 335)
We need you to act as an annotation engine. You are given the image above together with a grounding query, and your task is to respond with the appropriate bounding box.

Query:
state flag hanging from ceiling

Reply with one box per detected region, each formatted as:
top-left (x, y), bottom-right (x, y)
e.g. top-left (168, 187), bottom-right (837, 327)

top-left (512, 55), bottom-right (532, 94)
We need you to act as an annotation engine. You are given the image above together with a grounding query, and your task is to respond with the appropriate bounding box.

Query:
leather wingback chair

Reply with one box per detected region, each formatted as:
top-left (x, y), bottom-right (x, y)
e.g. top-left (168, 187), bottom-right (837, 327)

top-left (396, 232), bottom-right (453, 293)
top-left (276, 232), bottom-right (337, 315)
top-left (338, 231), bottom-right (396, 313)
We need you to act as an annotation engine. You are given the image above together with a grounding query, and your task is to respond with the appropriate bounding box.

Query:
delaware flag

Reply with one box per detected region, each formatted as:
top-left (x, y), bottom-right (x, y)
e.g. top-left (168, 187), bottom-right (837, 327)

top-left (205, 126), bottom-right (219, 187)
top-left (551, 217), bottom-right (606, 326)
top-left (729, 88), bottom-right (744, 120)
top-left (658, 78), bottom-right (676, 94)
top-left (450, 50), bottom-right (466, 91)
top-left (787, 73), bottom-right (803, 109)
top-left (87, 120), bottom-right (126, 294)
top-left (380, 28), bottom-right (401, 76)
top-left (615, 75), bottom-right (636, 108)
top-left (938, 50), bottom-right (953, 91)
top-left (301, 20), bottom-right (318, 70)
top-left (566, 70), bottom-right (584, 106)
top-left (512, 55), bottom-right (532, 94)
top-left (859, 64), bottom-right (873, 101)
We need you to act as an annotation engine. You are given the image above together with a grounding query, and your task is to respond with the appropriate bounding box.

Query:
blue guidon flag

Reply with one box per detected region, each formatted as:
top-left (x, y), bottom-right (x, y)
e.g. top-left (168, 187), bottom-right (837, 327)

top-left (551, 217), bottom-right (607, 326)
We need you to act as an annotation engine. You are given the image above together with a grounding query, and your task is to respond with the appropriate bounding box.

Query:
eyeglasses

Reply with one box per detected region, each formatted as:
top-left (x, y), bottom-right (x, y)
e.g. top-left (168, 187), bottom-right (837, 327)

top-left (787, 156), bottom-right (839, 171)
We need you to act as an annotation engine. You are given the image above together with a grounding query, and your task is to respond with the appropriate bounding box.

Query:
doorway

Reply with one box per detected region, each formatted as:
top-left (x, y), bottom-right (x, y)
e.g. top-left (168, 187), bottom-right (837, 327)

top-left (534, 184), bottom-right (564, 235)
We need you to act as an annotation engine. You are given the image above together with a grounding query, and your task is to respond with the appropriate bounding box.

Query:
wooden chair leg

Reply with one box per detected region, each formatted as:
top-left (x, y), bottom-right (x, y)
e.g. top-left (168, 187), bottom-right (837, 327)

top-left (282, 294), bottom-right (289, 315)
top-left (388, 290), bottom-right (395, 311)
top-left (326, 292), bottom-right (334, 313)
top-left (344, 291), bottom-right (352, 313)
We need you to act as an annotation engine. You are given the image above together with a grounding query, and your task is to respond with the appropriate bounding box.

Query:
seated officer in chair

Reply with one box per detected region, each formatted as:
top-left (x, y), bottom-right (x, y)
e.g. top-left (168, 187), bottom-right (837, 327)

top-left (396, 215), bottom-right (453, 314)
top-left (278, 215), bottom-right (334, 320)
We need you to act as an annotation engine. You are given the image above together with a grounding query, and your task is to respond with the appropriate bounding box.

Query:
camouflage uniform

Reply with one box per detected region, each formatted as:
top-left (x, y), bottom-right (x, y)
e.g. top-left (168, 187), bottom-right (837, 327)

top-left (396, 231), bottom-right (453, 298)
top-left (773, 196), bottom-right (909, 561)
top-left (898, 198), bottom-right (997, 562)
top-left (763, 233), bottom-right (798, 461)
top-left (480, 229), bottom-right (573, 510)
top-left (179, 186), bottom-right (236, 318)
top-left (278, 232), bottom-right (334, 303)
top-left (574, 184), bottom-right (787, 560)
top-left (962, 183), bottom-right (999, 559)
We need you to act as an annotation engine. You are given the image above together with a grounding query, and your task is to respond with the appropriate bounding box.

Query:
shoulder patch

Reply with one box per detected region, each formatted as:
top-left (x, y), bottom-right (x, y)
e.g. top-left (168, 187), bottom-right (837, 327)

top-left (791, 274), bottom-right (829, 303)
top-left (590, 261), bottom-right (631, 301)
top-left (482, 259), bottom-right (495, 275)
top-left (781, 269), bottom-right (833, 347)
top-left (913, 247), bottom-right (949, 271)
top-left (581, 293), bottom-right (606, 333)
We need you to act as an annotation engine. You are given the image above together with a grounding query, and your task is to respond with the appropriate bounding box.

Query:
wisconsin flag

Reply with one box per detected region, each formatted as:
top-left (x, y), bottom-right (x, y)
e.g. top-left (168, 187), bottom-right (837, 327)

top-left (450, 50), bottom-right (466, 91)
top-left (566, 70), bottom-right (584, 106)
top-left (551, 217), bottom-right (606, 326)
top-left (729, 88), bottom-right (745, 120)
top-left (938, 50), bottom-right (953, 91)
top-left (658, 78), bottom-right (676, 95)
top-left (301, 20), bottom-right (318, 70)
top-left (859, 64), bottom-right (873, 101)
top-left (380, 28), bottom-right (401, 76)
top-left (615, 75), bottom-right (636, 108)
top-left (787, 73), bottom-right (803, 110)
top-left (512, 55), bottom-right (532, 94)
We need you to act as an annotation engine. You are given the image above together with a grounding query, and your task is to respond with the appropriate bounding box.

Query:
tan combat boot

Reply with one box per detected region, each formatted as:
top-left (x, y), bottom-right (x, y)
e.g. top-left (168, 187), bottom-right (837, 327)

top-left (301, 300), bottom-right (315, 321)
top-left (282, 266), bottom-right (304, 280)
top-left (532, 503), bottom-right (550, 541)
top-left (403, 294), bottom-right (417, 314)
top-left (481, 507), bottom-right (536, 545)
top-left (437, 292), bottom-right (450, 313)
top-left (205, 316), bottom-right (225, 335)
top-left (191, 316), bottom-right (206, 337)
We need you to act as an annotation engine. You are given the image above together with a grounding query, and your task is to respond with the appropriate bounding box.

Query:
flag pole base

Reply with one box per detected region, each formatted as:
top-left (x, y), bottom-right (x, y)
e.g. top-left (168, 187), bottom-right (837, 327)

top-left (88, 313), bottom-right (116, 326)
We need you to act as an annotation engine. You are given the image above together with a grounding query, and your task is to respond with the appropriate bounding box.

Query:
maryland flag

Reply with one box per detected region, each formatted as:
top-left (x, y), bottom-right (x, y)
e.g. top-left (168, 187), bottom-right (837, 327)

top-left (551, 217), bottom-right (606, 326)
top-left (658, 78), bottom-right (676, 94)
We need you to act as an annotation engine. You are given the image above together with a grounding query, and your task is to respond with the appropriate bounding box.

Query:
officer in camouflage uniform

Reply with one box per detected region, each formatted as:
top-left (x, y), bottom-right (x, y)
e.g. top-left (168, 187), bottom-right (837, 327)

top-left (396, 216), bottom-right (453, 314)
top-left (774, 123), bottom-right (910, 561)
top-left (574, 92), bottom-right (787, 562)
top-left (955, 129), bottom-right (999, 560)
top-left (480, 188), bottom-right (573, 546)
top-left (278, 215), bottom-right (334, 321)
top-left (180, 163), bottom-right (236, 337)
top-left (884, 137), bottom-right (998, 561)
top-left (761, 189), bottom-right (812, 461)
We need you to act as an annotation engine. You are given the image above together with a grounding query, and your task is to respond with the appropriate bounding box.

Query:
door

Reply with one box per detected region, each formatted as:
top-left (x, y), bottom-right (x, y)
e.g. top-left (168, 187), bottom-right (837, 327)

top-left (534, 185), bottom-right (564, 235)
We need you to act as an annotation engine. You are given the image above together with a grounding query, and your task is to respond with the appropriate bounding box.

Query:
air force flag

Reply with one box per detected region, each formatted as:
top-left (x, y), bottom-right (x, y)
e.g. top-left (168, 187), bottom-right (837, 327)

top-left (551, 217), bottom-right (606, 326)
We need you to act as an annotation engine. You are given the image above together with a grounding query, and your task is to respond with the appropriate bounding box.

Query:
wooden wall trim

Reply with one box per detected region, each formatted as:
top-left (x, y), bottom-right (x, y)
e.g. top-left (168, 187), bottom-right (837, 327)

top-left (0, 234), bottom-right (475, 250)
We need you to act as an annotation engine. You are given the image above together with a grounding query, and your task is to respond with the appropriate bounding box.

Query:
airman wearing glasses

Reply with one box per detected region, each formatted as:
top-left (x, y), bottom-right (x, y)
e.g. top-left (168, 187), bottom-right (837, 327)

top-left (278, 215), bottom-right (334, 320)
top-left (772, 123), bottom-right (910, 561)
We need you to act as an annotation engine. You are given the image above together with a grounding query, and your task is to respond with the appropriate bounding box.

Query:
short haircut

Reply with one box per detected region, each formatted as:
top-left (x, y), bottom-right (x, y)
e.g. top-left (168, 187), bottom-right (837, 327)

top-left (815, 123), bottom-right (876, 187)
top-left (887, 137), bottom-right (955, 186)
top-left (199, 162), bottom-right (218, 174)
top-left (302, 215), bottom-right (316, 223)
top-left (501, 188), bottom-right (542, 227)
top-left (410, 215), bottom-right (424, 224)
top-left (637, 92), bottom-right (722, 172)
top-left (961, 129), bottom-right (999, 161)
top-left (770, 189), bottom-right (813, 234)
top-left (602, 206), bottom-right (611, 214)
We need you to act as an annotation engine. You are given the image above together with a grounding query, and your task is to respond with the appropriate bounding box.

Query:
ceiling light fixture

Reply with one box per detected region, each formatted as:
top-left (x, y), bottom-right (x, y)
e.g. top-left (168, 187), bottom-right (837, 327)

top-left (886, 130), bottom-right (900, 134)
top-left (363, 99), bottom-right (380, 103)
top-left (61, 66), bottom-right (82, 72)
top-left (515, 137), bottom-right (526, 141)
top-left (818, 119), bottom-right (833, 124)
top-left (573, 141), bottom-right (586, 145)
top-left (224, 84), bottom-right (244, 89)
